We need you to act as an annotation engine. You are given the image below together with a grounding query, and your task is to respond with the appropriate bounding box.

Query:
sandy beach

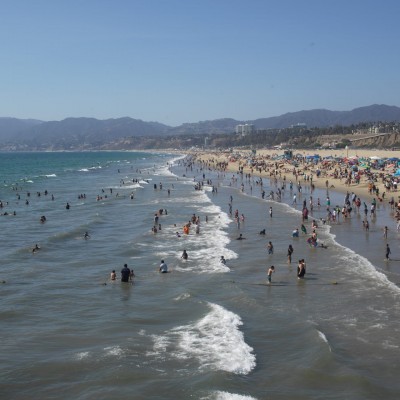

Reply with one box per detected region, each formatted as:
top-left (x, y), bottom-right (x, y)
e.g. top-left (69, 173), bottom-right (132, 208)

top-left (187, 148), bottom-right (400, 203)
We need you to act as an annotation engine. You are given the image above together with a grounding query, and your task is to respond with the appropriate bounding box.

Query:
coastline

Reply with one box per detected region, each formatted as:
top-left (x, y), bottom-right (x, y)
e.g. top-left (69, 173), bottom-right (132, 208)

top-left (186, 148), bottom-right (400, 202)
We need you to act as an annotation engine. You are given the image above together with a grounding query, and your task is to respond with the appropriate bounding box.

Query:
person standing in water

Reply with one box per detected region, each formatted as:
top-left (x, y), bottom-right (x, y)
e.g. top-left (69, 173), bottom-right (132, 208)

top-left (385, 244), bottom-right (391, 260)
top-left (120, 264), bottom-right (131, 282)
top-left (267, 266), bottom-right (275, 284)
top-left (287, 244), bottom-right (294, 264)
top-left (297, 259), bottom-right (306, 279)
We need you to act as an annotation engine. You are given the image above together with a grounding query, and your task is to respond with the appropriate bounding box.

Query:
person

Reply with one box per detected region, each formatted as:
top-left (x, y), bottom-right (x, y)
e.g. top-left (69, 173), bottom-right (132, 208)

top-left (259, 229), bottom-right (266, 235)
top-left (287, 244), bottom-right (294, 263)
top-left (220, 256), bottom-right (226, 265)
top-left (292, 228), bottom-right (299, 238)
top-left (383, 226), bottom-right (389, 239)
top-left (110, 270), bottom-right (116, 280)
top-left (236, 234), bottom-right (246, 240)
top-left (267, 266), bottom-right (275, 284)
top-left (32, 244), bottom-right (40, 253)
top-left (84, 231), bottom-right (90, 239)
top-left (301, 224), bottom-right (307, 235)
top-left (175, 231), bottom-right (181, 237)
top-left (130, 268), bottom-right (135, 281)
top-left (297, 259), bottom-right (306, 279)
top-left (181, 250), bottom-right (188, 260)
top-left (385, 244), bottom-right (391, 260)
top-left (121, 263), bottom-right (131, 282)
top-left (66, 202), bottom-right (70, 210)
top-left (267, 241), bottom-right (273, 254)
top-left (159, 259), bottom-right (168, 273)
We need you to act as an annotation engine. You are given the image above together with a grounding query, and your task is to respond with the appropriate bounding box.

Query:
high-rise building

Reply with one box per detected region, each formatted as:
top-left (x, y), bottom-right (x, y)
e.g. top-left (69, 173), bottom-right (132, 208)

top-left (235, 124), bottom-right (255, 136)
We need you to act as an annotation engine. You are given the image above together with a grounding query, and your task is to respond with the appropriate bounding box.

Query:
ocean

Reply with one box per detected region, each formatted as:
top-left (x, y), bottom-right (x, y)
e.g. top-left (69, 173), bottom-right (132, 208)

top-left (1, 151), bottom-right (399, 400)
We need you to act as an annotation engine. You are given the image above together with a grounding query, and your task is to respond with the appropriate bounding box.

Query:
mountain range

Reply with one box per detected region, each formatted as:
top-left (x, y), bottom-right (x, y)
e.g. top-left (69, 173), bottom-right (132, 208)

top-left (1, 104), bottom-right (400, 149)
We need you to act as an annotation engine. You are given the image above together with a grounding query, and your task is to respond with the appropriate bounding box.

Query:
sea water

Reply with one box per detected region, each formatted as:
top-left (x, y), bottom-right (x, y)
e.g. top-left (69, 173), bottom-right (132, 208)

top-left (0, 151), bottom-right (399, 400)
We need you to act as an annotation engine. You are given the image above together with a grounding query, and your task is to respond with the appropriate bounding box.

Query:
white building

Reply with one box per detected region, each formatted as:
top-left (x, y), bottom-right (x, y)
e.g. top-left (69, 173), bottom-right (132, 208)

top-left (235, 124), bottom-right (255, 136)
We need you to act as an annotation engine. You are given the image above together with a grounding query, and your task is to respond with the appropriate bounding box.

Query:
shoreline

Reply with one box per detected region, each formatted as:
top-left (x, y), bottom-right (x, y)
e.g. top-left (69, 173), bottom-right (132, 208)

top-left (186, 148), bottom-right (400, 202)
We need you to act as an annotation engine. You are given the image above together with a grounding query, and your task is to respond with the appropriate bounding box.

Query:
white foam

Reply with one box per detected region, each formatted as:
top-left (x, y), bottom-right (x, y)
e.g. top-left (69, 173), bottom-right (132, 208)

top-left (174, 292), bottom-right (191, 301)
top-left (74, 351), bottom-right (90, 360)
top-left (334, 243), bottom-right (400, 295)
top-left (317, 330), bottom-right (329, 344)
top-left (44, 174), bottom-right (57, 177)
top-left (78, 168), bottom-right (89, 172)
top-left (170, 303), bottom-right (256, 374)
top-left (203, 392), bottom-right (258, 400)
top-left (103, 345), bottom-right (124, 357)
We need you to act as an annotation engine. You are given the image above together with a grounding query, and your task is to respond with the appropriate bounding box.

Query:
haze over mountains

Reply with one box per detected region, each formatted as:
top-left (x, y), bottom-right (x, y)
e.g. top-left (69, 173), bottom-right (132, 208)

top-left (1, 104), bottom-right (400, 149)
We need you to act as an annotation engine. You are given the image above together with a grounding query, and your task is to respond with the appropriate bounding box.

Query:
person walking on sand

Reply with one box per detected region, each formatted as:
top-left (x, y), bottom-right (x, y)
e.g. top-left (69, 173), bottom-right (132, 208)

top-left (267, 266), bottom-right (275, 284)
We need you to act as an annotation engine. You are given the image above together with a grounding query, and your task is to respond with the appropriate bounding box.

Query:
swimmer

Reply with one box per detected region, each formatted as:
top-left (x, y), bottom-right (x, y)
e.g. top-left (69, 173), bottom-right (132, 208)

top-left (181, 250), bottom-right (188, 260)
top-left (159, 259), bottom-right (168, 273)
top-left (32, 244), bottom-right (41, 253)
top-left (220, 256), bottom-right (226, 265)
top-left (110, 270), bottom-right (116, 280)
top-left (259, 229), bottom-right (266, 235)
top-left (84, 231), bottom-right (90, 239)
top-left (236, 234), bottom-right (246, 240)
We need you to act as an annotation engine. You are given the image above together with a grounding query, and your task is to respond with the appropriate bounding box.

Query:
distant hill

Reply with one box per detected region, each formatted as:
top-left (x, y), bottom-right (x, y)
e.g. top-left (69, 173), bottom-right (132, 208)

top-left (0, 104), bottom-right (399, 149)
top-left (253, 105), bottom-right (400, 129)
top-left (24, 117), bottom-right (170, 146)
top-left (0, 117), bottom-right (43, 141)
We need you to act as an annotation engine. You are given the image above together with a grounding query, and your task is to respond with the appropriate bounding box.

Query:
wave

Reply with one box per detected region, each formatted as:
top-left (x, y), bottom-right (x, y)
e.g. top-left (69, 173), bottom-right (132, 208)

top-left (202, 392), bottom-right (258, 400)
top-left (317, 329), bottom-right (332, 352)
top-left (149, 302), bottom-right (256, 375)
top-left (334, 241), bottom-right (400, 295)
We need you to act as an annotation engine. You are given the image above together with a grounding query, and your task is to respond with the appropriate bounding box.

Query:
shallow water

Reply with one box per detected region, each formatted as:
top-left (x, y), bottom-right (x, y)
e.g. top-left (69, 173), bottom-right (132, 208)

top-left (1, 152), bottom-right (399, 399)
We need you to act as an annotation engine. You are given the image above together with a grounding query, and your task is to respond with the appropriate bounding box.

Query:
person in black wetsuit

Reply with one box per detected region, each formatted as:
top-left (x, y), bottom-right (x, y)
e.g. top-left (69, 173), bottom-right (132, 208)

top-left (121, 264), bottom-right (131, 282)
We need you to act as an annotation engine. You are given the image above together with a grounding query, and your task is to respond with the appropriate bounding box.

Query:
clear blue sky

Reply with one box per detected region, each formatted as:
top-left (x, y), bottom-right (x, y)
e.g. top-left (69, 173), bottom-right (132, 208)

top-left (1, 0), bottom-right (399, 126)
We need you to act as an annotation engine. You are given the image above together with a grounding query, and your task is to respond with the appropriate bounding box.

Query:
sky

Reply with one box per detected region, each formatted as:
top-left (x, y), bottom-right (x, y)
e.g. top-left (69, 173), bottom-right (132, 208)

top-left (1, 0), bottom-right (399, 126)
